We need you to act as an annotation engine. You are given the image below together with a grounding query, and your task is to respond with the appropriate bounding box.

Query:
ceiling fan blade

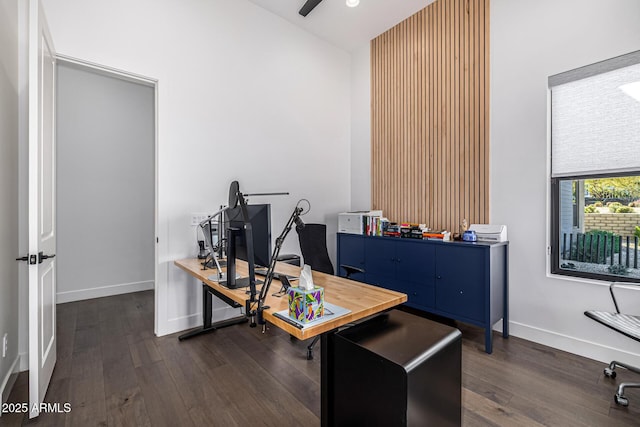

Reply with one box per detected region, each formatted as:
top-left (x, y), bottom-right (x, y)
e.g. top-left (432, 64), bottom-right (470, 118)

top-left (299, 0), bottom-right (323, 17)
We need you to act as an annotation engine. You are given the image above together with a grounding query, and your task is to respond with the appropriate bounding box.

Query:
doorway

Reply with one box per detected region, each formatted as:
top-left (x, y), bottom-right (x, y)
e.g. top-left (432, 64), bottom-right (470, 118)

top-left (55, 59), bottom-right (156, 303)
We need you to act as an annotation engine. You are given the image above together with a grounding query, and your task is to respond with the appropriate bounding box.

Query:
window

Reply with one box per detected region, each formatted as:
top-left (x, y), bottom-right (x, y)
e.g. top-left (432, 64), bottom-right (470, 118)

top-left (550, 51), bottom-right (640, 282)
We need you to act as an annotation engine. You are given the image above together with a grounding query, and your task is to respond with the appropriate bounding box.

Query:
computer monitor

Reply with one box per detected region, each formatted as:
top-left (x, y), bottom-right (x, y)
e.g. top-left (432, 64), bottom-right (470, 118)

top-left (225, 203), bottom-right (272, 268)
top-left (220, 203), bottom-right (271, 289)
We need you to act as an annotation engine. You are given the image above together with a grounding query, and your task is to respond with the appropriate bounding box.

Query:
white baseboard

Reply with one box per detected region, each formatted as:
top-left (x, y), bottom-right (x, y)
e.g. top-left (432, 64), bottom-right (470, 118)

top-left (157, 305), bottom-right (243, 337)
top-left (1, 355), bottom-right (20, 405)
top-left (19, 352), bottom-right (27, 372)
top-left (56, 280), bottom-right (154, 304)
top-left (509, 321), bottom-right (640, 367)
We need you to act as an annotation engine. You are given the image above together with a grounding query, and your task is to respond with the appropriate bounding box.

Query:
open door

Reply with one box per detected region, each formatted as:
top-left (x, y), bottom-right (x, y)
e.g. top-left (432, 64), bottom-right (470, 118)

top-left (28, 0), bottom-right (56, 418)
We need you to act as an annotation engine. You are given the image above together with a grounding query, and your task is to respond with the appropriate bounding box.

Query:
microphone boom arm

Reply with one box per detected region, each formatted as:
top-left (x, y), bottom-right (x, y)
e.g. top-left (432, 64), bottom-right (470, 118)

top-left (199, 206), bottom-right (228, 270)
top-left (256, 205), bottom-right (304, 330)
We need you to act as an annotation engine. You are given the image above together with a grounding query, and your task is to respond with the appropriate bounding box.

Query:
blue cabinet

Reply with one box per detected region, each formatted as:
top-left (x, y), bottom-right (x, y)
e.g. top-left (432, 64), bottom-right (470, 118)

top-left (435, 244), bottom-right (485, 323)
top-left (335, 233), bottom-right (365, 282)
top-left (365, 238), bottom-right (436, 310)
top-left (337, 233), bottom-right (509, 353)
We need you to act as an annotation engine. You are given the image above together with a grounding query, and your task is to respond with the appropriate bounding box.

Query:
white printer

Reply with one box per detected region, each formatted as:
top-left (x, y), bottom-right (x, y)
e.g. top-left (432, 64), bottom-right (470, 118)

top-left (468, 224), bottom-right (508, 243)
top-left (338, 212), bottom-right (364, 234)
top-left (338, 210), bottom-right (383, 235)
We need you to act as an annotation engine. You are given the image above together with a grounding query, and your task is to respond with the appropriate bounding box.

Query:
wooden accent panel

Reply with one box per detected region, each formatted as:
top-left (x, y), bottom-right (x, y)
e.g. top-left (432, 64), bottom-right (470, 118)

top-left (371, 0), bottom-right (489, 232)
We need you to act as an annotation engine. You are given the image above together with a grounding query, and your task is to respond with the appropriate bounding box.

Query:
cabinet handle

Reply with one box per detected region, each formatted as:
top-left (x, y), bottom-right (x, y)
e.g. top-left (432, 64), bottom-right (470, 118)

top-left (437, 275), bottom-right (442, 279)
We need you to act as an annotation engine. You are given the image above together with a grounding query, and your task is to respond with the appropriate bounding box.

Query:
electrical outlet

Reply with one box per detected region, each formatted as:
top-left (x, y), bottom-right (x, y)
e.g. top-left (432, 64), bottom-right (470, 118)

top-left (2, 333), bottom-right (7, 358)
top-left (191, 213), bottom-right (211, 226)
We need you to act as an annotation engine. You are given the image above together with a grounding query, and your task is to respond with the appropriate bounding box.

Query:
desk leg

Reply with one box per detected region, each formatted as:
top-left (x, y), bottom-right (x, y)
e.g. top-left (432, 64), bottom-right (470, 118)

top-left (178, 283), bottom-right (247, 341)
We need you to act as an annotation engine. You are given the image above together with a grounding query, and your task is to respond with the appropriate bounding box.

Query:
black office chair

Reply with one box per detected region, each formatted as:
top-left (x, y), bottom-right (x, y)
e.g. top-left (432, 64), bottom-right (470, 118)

top-left (297, 223), bottom-right (364, 278)
top-left (584, 281), bottom-right (640, 407)
top-left (295, 223), bottom-right (363, 359)
top-left (297, 224), bottom-right (334, 275)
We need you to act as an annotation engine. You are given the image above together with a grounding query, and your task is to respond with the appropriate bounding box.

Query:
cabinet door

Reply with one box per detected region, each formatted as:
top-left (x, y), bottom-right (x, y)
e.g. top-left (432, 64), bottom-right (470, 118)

top-left (364, 238), bottom-right (397, 282)
top-left (337, 234), bottom-right (366, 282)
top-left (396, 241), bottom-right (435, 308)
top-left (435, 245), bottom-right (486, 322)
top-left (398, 279), bottom-right (435, 309)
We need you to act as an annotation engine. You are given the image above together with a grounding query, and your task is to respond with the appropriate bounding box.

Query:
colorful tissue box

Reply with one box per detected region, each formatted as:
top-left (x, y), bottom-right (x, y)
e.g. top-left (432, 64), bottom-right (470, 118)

top-left (287, 286), bottom-right (325, 323)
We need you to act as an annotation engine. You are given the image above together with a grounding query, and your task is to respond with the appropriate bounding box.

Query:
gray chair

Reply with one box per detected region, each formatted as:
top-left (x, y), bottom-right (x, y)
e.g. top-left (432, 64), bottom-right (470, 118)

top-left (584, 281), bottom-right (640, 407)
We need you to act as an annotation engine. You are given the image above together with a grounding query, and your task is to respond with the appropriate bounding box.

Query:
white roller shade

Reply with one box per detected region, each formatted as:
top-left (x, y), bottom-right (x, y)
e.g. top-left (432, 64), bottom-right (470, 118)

top-left (550, 55), bottom-right (640, 178)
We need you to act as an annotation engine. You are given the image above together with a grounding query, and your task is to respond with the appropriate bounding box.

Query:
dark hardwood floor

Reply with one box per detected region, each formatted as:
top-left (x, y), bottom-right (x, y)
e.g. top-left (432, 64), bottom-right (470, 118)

top-left (1, 290), bottom-right (638, 426)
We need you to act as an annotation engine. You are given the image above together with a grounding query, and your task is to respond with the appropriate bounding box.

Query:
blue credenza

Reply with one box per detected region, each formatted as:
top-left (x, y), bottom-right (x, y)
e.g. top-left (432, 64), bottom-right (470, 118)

top-left (337, 233), bottom-right (509, 353)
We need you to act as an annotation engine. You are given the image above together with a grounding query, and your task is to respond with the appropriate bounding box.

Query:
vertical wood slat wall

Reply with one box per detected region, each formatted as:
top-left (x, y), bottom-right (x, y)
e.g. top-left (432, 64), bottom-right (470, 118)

top-left (371, 0), bottom-right (489, 232)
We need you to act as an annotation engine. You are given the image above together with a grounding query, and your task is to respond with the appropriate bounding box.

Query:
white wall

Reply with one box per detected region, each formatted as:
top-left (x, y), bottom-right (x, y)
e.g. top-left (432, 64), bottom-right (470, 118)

top-left (17, 0), bottom-right (29, 373)
top-left (0, 0), bottom-right (21, 402)
top-left (490, 0), bottom-right (640, 366)
top-left (55, 62), bottom-right (155, 303)
top-left (350, 44), bottom-right (371, 211)
top-left (40, 0), bottom-right (352, 336)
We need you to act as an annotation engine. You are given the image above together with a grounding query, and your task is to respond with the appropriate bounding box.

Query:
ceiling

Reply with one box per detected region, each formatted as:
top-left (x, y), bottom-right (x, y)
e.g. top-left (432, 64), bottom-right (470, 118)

top-left (246, 0), bottom-right (434, 52)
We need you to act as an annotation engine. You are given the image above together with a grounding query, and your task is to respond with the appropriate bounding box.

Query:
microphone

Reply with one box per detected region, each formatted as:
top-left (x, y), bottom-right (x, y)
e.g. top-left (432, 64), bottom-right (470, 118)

top-left (294, 208), bottom-right (305, 232)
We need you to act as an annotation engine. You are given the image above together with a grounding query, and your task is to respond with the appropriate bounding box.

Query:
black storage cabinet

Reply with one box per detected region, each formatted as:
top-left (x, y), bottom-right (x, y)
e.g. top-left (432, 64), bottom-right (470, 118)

top-left (328, 309), bottom-right (461, 426)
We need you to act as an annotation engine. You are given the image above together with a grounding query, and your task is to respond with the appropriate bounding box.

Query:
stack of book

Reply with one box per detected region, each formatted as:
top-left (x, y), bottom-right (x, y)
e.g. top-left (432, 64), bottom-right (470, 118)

top-left (423, 230), bottom-right (451, 241)
top-left (340, 212), bottom-right (451, 241)
top-left (423, 231), bottom-right (445, 239)
top-left (383, 223), bottom-right (401, 237)
top-left (363, 210), bottom-right (387, 236)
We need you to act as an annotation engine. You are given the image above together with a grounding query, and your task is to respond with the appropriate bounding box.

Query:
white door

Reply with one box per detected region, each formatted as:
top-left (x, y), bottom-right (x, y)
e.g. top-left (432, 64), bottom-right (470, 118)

top-left (28, 0), bottom-right (57, 419)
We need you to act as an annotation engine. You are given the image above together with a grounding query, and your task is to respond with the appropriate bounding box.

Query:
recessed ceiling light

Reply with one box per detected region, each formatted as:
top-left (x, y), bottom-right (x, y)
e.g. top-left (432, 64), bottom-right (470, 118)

top-left (346, 0), bottom-right (360, 7)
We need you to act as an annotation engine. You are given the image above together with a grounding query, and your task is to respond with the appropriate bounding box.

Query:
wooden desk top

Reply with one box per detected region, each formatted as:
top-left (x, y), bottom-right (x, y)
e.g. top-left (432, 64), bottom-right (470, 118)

top-left (174, 258), bottom-right (407, 340)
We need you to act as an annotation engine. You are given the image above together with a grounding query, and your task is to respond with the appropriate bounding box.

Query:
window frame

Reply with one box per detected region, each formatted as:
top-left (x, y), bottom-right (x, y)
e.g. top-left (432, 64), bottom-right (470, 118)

top-left (549, 50), bottom-right (640, 283)
top-left (550, 172), bottom-right (640, 283)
